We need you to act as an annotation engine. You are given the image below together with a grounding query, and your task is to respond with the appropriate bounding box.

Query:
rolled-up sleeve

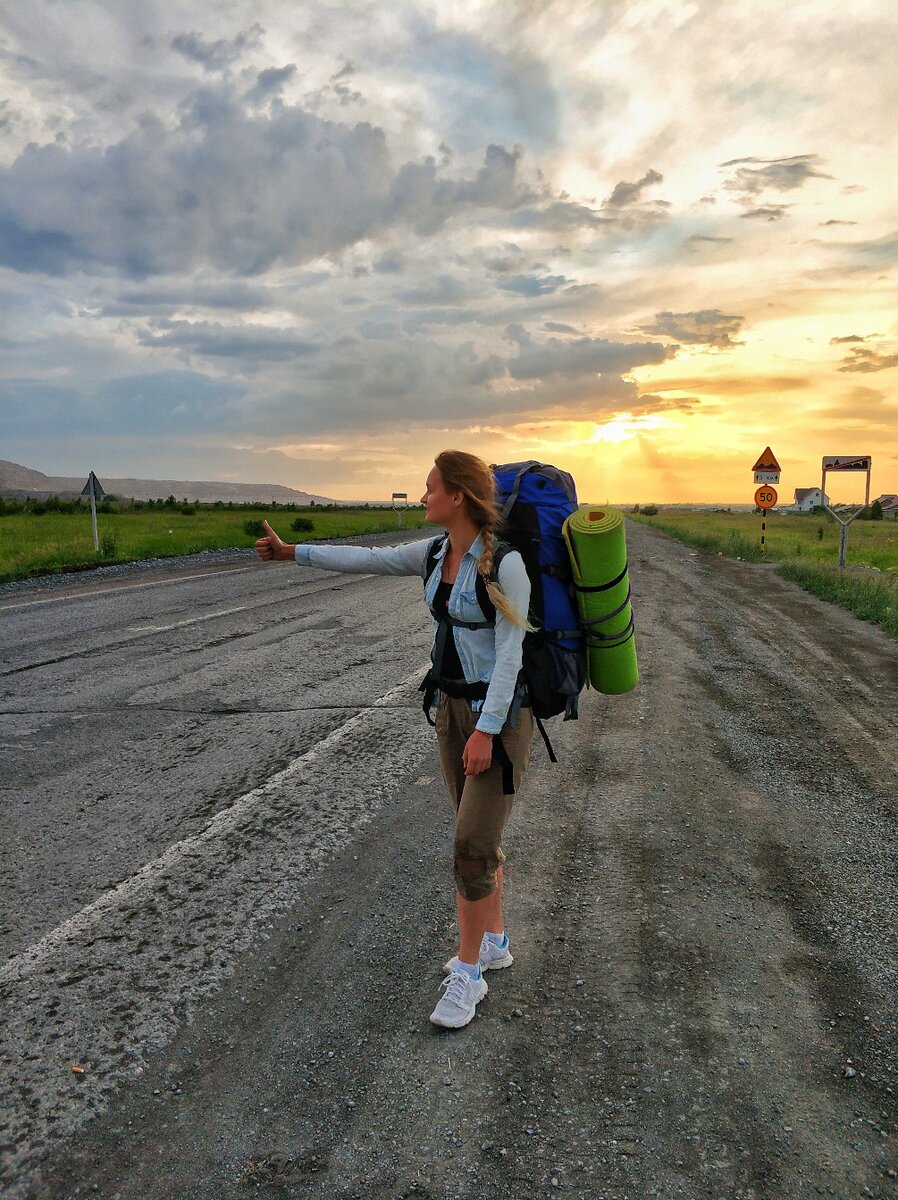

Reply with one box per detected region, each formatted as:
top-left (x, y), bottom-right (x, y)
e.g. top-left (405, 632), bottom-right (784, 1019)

top-left (475, 551), bottom-right (531, 734)
top-left (294, 536), bottom-right (434, 577)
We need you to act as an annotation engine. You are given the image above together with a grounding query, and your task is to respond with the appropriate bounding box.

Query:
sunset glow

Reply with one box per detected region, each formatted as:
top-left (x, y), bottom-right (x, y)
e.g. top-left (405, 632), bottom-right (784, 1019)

top-left (1, 2), bottom-right (896, 504)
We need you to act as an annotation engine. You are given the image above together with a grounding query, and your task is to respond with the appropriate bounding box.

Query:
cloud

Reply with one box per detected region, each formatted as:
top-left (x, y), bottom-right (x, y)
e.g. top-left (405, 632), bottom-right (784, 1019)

top-left (503, 199), bottom-right (612, 231)
top-left (837, 345), bottom-right (898, 373)
top-left (503, 324), bottom-right (674, 382)
top-left (170, 25), bottom-right (264, 72)
top-left (811, 385), bottom-right (898, 427)
top-left (647, 373), bottom-right (810, 396)
top-left (0, 82), bottom-right (534, 278)
top-left (686, 234), bottom-right (733, 245)
top-left (605, 168), bottom-right (663, 208)
top-left (496, 273), bottom-right (569, 296)
top-left (830, 334), bottom-right (866, 344)
top-left (247, 63), bottom-right (297, 104)
top-left (720, 154), bottom-right (831, 196)
top-left (137, 319), bottom-right (320, 362)
top-left (739, 205), bottom-right (789, 221)
top-left (639, 309), bottom-right (744, 348)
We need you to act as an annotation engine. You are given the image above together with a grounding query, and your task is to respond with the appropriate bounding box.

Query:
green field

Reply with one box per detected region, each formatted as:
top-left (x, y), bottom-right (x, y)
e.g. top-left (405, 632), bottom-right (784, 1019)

top-left (628, 508), bottom-right (898, 570)
top-left (628, 508), bottom-right (898, 638)
top-left (0, 503), bottom-right (431, 584)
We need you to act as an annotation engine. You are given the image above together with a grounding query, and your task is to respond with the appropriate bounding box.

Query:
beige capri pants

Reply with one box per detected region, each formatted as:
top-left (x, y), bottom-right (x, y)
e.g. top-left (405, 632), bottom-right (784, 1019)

top-left (434, 686), bottom-right (534, 901)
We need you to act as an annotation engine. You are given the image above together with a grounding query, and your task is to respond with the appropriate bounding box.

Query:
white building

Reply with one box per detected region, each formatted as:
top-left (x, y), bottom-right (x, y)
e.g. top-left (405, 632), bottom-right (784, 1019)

top-left (874, 493), bottom-right (898, 518)
top-left (792, 487), bottom-right (829, 512)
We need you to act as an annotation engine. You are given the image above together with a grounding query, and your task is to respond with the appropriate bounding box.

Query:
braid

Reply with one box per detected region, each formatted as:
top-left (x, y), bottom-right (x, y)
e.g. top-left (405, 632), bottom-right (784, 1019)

top-left (478, 523), bottom-right (495, 582)
top-left (478, 520), bottom-right (535, 632)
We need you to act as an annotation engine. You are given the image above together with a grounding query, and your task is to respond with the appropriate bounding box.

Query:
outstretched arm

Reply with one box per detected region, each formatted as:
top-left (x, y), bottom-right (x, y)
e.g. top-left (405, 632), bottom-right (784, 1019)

top-left (255, 519), bottom-right (435, 577)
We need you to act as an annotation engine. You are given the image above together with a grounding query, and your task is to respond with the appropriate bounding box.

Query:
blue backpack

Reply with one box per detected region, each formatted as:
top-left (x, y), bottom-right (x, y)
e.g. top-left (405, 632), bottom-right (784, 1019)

top-left (419, 460), bottom-right (587, 782)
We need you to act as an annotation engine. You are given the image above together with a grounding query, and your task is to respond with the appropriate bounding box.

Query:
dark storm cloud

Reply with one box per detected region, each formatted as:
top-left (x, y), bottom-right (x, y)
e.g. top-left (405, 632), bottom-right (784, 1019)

top-left (639, 309), bottom-right (744, 348)
top-left (720, 154), bottom-right (831, 196)
top-left (0, 83), bottom-right (532, 279)
top-left (605, 168), bottom-right (663, 208)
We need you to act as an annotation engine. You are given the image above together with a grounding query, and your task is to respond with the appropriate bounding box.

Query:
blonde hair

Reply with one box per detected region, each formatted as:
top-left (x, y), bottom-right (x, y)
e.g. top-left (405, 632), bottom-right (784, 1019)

top-left (434, 449), bottom-right (535, 631)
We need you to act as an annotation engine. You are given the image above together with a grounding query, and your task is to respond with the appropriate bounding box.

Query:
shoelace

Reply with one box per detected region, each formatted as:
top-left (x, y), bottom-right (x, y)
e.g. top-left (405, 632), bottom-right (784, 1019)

top-left (439, 969), bottom-right (477, 1006)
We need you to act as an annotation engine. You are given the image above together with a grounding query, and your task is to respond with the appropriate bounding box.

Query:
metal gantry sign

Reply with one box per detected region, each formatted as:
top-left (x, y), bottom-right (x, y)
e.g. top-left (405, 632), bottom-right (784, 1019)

top-left (820, 455), bottom-right (872, 568)
top-left (81, 470), bottom-right (105, 551)
top-left (751, 447), bottom-right (781, 554)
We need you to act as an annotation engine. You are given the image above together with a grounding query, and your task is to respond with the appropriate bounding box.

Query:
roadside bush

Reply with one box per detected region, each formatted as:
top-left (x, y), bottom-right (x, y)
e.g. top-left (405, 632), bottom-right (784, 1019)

top-left (290, 517), bottom-right (315, 533)
top-left (101, 533), bottom-right (117, 558)
top-left (641, 504), bottom-right (659, 516)
top-left (179, 506), bottom-right (196, 516)
top-left (243, 519), bottom-right (266, 537)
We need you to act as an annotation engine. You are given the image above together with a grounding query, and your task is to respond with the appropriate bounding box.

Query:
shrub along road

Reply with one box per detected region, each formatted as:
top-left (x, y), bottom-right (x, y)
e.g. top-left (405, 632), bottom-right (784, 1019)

top-left (1, 523), bottom-right (895, 1199)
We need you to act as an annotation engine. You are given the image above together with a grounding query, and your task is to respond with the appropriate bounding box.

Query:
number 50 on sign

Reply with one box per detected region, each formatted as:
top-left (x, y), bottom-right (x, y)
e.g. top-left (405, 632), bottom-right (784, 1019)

top-left (755, 486), bottom-right (777, 511)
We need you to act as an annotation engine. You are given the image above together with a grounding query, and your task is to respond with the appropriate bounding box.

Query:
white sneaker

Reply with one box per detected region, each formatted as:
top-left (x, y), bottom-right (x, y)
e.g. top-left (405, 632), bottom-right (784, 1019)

top-left (429, 968), bottom-right (488, 1028)
top-left (444, 934), bottom-right (514, 974)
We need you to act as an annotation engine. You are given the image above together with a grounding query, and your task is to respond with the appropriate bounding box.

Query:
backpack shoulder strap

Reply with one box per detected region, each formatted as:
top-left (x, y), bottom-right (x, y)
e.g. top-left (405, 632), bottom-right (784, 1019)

top-left (424, 533), bottom-right (447, 582)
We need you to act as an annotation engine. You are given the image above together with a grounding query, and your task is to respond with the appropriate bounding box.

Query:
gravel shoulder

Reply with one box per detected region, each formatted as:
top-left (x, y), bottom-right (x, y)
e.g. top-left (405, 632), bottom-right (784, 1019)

top-left (2, 521), bottom-right (895, 1199)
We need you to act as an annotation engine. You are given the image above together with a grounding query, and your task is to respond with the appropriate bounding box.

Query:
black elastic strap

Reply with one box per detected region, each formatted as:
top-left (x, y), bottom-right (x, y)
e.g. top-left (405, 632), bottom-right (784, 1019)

top-left (585, 618), bottom-right (636, 648)
top-left (573, 561), bottom-right (628, 594)
top-left (580, 587), bottom-right (632, 630)
top-left (532, 711), bottom-right (558, 763)
top-left (491, 735), bottom-right (516, 795)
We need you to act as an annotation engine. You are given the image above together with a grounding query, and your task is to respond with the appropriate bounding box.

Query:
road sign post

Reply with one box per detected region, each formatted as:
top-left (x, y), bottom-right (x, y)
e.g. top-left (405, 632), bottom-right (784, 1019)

top-left (391, 492), bottom-right (408, 529)
top-left (80, 471), bottom-right (106, 551)
top-left (751, 448), bottom-right (781, 555)
top-left (819, 456), bottom-right (872, 568)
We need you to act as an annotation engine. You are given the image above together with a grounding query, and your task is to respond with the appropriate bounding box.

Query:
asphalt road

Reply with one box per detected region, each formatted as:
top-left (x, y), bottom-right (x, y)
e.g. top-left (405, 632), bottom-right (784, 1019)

top-left (1, 522), bottom-right (895, 1199)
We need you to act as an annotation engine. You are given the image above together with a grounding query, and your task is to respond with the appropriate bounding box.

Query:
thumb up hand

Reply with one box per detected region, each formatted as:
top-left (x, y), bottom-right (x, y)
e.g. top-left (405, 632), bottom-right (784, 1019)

top-left (255, 519), bottom-right (289, 562)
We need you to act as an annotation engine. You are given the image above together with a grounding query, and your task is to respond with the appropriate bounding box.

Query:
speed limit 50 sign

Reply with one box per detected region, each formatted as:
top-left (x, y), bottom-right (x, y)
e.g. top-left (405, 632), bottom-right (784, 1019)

top-left (754, 486), bottom-right (778, 510)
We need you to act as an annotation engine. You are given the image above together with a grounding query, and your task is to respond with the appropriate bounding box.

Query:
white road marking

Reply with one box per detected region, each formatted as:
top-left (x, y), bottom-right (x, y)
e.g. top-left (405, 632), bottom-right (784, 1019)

top-left (0, 565), bottom-right (254, 610)
top-left (126, 603), bottom-right (253, 633)
top-left (0, 666), bottom-right (427, 987)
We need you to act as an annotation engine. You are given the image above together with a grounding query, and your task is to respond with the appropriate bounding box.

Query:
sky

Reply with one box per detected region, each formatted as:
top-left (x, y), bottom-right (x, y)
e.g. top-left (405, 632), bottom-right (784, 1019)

top-left (1, 0), bottom-right (896, 504)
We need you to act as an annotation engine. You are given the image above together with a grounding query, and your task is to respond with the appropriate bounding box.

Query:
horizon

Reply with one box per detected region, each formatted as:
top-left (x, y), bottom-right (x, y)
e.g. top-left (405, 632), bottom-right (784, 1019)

top-left (1, 2), bottom-right (896, 505)
top-left (3, 454), bottom-right (882, 512)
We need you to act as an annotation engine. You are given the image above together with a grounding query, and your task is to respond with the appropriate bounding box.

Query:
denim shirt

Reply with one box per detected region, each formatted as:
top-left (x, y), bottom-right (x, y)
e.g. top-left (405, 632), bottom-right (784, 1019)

top-left (293, 531), bottom-right (530, 734)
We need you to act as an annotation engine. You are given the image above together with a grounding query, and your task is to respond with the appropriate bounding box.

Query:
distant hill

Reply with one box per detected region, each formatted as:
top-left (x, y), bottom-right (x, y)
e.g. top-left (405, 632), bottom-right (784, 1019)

top-left (0, 459), bottom-right (336, 505)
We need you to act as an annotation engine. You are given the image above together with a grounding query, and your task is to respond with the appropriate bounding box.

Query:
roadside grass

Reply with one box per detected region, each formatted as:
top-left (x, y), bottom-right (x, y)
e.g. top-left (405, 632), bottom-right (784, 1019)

top-left (628, 509), bottom-right (898, 639)
top-left (0, 505), bottom-right (431, 584)
top-left (776, 560), bottom-right (898, 639)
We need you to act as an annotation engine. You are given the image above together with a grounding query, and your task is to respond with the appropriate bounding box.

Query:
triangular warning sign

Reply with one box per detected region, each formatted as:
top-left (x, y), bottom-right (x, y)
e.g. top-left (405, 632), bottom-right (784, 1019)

top-left (751, 446), bottom-right (781, 472)
top-left (80, 471), bottom-right (105, 498)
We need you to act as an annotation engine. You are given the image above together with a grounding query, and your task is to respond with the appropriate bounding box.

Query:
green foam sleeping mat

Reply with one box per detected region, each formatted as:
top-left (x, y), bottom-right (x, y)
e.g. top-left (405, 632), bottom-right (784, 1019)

top-left (562, 506), bottom-right (638, 695)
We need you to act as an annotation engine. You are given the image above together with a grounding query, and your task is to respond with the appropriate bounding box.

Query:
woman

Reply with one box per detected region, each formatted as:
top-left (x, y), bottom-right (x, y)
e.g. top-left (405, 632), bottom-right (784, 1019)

top-left (254, 449), bottom-right (534, 1029)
